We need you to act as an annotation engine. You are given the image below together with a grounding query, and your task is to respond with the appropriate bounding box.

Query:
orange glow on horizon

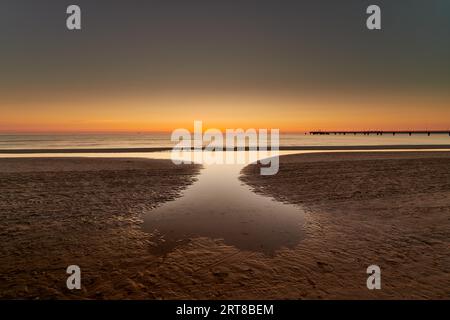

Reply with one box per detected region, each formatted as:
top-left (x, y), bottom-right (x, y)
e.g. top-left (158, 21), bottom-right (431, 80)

top-left (1, 91), bottom-right (449, 134)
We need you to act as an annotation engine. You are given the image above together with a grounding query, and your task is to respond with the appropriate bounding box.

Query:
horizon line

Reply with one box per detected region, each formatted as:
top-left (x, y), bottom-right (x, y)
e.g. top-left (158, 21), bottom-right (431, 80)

top-left (1, 129), bottom-right (450, 135)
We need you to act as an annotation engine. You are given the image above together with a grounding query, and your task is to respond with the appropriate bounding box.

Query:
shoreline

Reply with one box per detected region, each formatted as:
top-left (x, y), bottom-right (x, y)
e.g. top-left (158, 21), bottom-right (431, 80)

top-left (1, 144), bottom-right (450, 154)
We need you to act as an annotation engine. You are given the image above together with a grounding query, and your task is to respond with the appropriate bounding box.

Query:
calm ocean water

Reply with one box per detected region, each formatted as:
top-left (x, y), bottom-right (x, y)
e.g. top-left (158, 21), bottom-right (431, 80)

top-left (0, 133), bottom-right (449, 150)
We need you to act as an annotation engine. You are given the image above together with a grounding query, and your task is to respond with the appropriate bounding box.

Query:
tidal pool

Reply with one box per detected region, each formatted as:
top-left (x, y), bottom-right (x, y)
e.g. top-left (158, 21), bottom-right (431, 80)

top-left (143, 158), bottom-right (305, 255)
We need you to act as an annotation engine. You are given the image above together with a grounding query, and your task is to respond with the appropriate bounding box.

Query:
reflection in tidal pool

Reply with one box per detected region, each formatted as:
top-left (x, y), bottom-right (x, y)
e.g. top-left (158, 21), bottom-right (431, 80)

top-left (143, 160), bottom-right (305, 255)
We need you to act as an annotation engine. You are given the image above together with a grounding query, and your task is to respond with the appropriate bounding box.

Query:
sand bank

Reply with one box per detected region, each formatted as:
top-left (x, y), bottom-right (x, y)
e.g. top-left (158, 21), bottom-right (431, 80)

top-left (0, 158), bottom-right (200, 299)
top-left (241, 152), bottom-right (450, 299)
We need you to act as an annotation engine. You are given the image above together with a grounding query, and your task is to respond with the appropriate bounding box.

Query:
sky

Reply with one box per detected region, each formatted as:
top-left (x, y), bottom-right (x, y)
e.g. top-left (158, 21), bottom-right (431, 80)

top-left (0, 0), bottom-right (449, 133)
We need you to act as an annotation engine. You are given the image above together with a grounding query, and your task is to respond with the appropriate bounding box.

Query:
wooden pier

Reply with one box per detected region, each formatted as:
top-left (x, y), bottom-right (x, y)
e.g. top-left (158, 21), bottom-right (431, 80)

top-left (309, 130), bottom-right (450, 136)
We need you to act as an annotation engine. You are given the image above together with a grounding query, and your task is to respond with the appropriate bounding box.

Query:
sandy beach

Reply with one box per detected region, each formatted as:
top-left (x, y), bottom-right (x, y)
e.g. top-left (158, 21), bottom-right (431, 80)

top-left (0, 158), bottom-right (200, 299)
top-left (241, 151), bottom-right (450, 299)
top-left (2, 0), bottom-right (450, 308)
top-left (1, 152), bottom-right (449, 299)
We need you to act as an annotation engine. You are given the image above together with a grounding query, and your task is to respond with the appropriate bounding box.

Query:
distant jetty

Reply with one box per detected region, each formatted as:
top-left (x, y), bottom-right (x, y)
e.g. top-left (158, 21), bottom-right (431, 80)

top-left (310, 130), bottom-right (450, 136)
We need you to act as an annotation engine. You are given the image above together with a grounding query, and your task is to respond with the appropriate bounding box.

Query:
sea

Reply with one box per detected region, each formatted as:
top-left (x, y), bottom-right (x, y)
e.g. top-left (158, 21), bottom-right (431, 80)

top-left (0, 133), bottom-right (449, 150)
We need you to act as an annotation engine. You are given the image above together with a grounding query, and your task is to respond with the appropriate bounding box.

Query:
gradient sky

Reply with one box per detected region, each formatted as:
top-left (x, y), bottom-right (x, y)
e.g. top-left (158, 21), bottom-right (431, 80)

top-left (0, 0), bottom-right (449, 132)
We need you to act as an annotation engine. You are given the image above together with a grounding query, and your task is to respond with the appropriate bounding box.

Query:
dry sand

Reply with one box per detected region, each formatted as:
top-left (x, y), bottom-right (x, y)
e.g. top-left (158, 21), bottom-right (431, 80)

top-left (1, 153), bottom-right (449, 299)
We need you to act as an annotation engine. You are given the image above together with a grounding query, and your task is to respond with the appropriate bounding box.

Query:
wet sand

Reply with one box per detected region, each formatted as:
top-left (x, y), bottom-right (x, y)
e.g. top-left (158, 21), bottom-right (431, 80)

top-left (1, 153), bottom-right (450, 299)
top-left (0, 158), bottom-right (200, 299)
top-left (241, 151), bottom-right (450, 299)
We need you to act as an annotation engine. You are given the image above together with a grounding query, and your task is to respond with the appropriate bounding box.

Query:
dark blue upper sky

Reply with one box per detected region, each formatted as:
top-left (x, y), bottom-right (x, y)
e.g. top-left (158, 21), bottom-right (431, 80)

top-left (1, 0), bottom-right (449, 95)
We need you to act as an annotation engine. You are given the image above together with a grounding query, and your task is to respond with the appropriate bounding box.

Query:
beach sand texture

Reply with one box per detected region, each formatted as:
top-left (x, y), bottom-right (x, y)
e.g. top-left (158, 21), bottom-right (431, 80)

top-left (0, 158), bottom-right (200, 299)
top-left (1, 152), bottom-right (449, 299)
top-left (241, 152), bottom-right (450, 299)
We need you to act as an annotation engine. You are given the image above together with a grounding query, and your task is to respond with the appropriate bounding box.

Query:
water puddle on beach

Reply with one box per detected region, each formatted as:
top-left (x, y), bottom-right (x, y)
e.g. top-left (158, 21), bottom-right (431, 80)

top-left (142, 148), bottom-right (441, 254)
top-left (143, 153), bottom-right (305, 255)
